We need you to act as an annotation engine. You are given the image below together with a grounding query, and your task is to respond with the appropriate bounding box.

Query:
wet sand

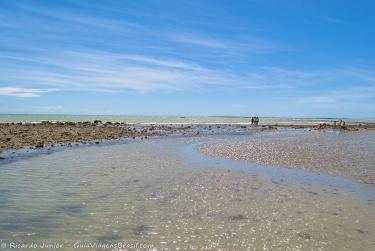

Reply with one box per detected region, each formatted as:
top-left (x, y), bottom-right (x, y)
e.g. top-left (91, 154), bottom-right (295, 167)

top-left (199, 129), bottom-right (375, 186)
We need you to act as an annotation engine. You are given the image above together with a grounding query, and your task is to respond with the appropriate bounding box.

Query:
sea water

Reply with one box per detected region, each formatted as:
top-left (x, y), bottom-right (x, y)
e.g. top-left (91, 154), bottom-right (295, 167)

top-left (0, 134), bottom-right (374, 250)
top-left (0, 114), bottom-right (374, 125)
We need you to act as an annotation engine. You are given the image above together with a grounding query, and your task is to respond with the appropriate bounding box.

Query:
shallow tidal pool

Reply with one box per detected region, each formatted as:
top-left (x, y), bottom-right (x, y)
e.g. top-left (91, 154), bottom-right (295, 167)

top-left (0, 134), bottom-right (374, 251)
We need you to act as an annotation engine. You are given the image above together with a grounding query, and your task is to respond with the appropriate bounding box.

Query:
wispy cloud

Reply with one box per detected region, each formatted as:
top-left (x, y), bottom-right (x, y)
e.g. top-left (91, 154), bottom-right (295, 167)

top-left (1, 49), bottom-right (375, 97)
top-left (0, 50), bottom-right (238, 93)
top-left (298, 87), bottom-right (375, 105)
top-left (247, 67), bottom-right (375, 89)
top-left (0, 87), bottom-right (56, 97)
top-left (167, 33), bottom-right (280, 54)
top-left (170, 34), bottom-right (228, 48)
top-left (121, 55), bottom-right (204, 71)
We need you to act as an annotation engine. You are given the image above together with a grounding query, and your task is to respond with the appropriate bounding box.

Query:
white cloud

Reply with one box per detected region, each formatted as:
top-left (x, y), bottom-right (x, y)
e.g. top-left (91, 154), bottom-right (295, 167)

top-left (1, 49), bottom-right (375, 98)
top-left (0, 87), bottom-right (56, 97)
top-left (1, 50), bottom-right (288, 93)
top-left (121, 55), bottom-right (204, 71)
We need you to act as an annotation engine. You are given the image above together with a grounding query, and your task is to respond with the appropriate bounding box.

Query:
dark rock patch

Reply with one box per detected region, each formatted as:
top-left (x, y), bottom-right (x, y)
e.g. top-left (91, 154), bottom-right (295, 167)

top-left (228, 214), bottom-right (247, 221)
top-left (35, 143), bottom-right (44, 148)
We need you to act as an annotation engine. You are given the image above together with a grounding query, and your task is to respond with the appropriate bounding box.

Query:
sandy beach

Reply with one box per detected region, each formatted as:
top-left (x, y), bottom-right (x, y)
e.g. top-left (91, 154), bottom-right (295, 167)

top-left (199, 129), bottom-right (375, 186)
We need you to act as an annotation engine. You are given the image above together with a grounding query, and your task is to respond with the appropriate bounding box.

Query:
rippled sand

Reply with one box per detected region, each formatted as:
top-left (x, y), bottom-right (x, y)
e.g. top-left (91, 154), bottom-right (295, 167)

top-left (199, 130), bottom-right (375, 185)
top-left (0, 136), bottom-right (374, 250)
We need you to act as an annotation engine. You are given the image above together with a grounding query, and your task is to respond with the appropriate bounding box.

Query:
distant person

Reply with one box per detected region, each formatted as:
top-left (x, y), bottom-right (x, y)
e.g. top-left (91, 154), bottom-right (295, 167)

top-left (254, 116), bottom-right (259, 126)
top-left (340, 120), bottom-right (347, 130)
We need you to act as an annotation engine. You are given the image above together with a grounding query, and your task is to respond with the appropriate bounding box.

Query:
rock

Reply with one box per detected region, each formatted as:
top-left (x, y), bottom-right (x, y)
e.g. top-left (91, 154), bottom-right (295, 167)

top-left (35, 143), bottom-right (44, 148)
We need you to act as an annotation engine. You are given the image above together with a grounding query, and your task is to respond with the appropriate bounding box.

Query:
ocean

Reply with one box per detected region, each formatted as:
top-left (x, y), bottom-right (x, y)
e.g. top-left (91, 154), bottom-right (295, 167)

top-left (0, 114), bottom-right (374, 124)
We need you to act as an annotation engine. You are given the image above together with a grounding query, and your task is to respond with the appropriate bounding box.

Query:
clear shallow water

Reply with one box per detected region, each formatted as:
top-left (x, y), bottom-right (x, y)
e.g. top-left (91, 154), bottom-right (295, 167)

top-left (1, 114), bottom-right (374, 125)
top-left (198, 129), bottom-right (375, 186)
top-left (0, 136), bottom-right (374, 250)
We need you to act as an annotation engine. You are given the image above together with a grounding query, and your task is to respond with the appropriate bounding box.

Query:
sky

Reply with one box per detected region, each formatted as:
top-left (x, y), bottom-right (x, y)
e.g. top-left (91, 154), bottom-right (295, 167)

top-left (0, 0), bottom-right (375, 118)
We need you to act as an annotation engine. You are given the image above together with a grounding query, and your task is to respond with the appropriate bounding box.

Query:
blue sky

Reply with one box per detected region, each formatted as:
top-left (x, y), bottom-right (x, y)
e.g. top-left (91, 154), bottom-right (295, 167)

top-left (0, 0), bottom-right (374, 117)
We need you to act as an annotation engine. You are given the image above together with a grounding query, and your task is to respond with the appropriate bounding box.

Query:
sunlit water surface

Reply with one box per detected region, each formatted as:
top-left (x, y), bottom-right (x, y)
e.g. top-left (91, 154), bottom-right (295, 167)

top-left (0, 134), bottom-right (374, 250)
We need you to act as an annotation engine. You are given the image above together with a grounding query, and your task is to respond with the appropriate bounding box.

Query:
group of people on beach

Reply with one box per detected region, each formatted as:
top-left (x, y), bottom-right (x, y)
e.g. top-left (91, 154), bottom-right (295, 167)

top-left (251, 116), bottom-right (259, 126)
top-left (316, 119), bottom-right (348, 130)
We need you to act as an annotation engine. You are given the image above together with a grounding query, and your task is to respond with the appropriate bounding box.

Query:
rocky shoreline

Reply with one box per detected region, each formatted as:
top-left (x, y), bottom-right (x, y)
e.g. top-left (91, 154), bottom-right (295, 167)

top-left (0, 121), bottom-right (255, 153)
top-left (1, 120), bottom-right (374, 158)
top-left (0, 121), bottom-right (167, 153)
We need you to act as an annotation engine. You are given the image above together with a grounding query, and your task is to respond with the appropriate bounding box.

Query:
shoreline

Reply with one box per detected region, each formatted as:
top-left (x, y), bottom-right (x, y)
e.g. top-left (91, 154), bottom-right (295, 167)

top-left (0, 122), bottom-right (261, 156)
top-left (1, 121), bottom-right (374, 154)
